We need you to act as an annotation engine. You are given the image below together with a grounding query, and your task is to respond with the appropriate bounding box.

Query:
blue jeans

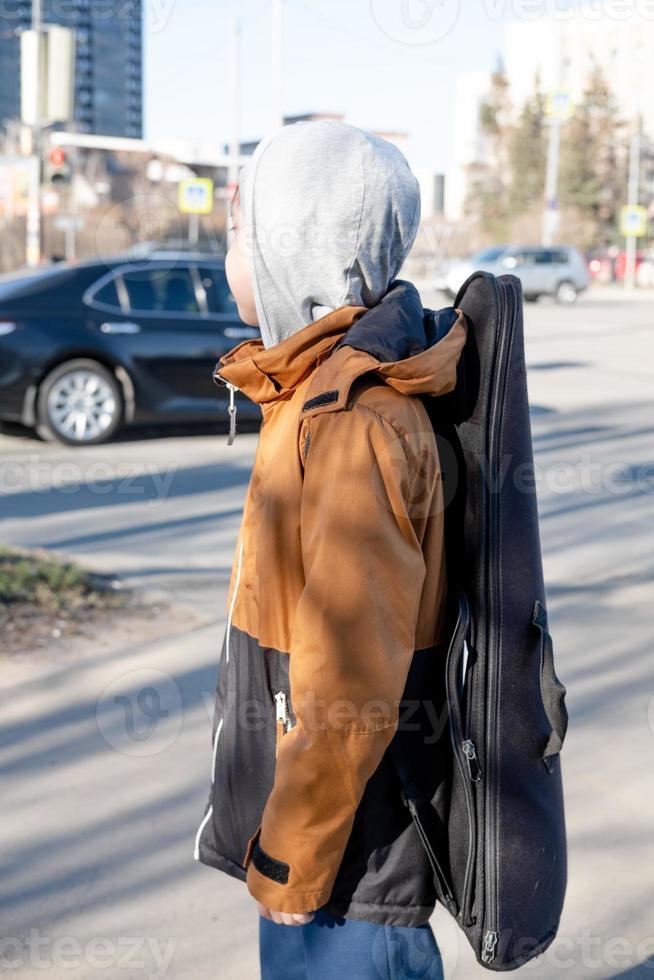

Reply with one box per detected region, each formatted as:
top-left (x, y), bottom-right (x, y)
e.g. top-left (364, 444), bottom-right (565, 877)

top-left (259, 911), bottom-right (445, 980)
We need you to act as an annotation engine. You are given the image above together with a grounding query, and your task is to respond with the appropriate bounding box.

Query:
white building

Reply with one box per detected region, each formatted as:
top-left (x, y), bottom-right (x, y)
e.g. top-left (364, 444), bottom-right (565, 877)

top-left (505, 11), bottom-right (654, 129)
top-left (444, 71), bottom-right (491, 222)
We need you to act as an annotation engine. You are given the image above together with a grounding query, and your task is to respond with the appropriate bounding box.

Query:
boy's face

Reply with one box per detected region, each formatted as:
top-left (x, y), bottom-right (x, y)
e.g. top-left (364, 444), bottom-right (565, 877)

top-left (225, 192), bottom-right (259, 327)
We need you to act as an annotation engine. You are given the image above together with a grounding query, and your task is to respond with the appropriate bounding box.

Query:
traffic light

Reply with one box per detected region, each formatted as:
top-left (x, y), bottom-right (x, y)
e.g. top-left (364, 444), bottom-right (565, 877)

top-left (44, 145), bottom-right (71, 184)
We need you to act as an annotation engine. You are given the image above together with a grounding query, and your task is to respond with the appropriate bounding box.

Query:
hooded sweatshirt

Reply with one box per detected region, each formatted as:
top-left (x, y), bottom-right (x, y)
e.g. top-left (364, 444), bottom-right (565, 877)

top-left (239, 120), bottom-right (421, 348)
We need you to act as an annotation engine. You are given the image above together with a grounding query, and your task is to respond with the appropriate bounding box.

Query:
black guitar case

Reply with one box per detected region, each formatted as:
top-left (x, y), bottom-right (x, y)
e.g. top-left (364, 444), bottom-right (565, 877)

top-left (423, 272), bottom-right (569, 970)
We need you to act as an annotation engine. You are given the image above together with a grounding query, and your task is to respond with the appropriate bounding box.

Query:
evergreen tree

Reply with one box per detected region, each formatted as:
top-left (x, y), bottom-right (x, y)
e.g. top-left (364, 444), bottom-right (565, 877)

top-left (465, 62), bottom-right (512, 241)
top-left (508, 77), bottom-right (547, 219)
top-left (559, 64), bottom-right (627, 249)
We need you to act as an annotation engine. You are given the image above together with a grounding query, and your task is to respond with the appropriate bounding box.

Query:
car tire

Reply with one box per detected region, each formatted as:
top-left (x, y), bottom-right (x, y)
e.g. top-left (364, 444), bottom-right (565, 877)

top-left (555, 281), bottom-right (578, 305)
top-left (36, 359), bottom-right (124, 446)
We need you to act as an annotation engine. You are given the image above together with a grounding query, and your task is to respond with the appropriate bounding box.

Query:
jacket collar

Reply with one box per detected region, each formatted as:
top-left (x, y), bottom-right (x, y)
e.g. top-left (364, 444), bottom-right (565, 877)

top-left (214, 280), bottom-right (468, 415)
top-left (214, 305), bottom-right (368, 405)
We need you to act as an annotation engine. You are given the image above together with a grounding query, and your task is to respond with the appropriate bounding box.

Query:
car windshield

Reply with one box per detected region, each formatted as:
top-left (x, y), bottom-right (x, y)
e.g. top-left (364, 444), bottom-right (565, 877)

top-left (471, 247), bottom-right (507, 264)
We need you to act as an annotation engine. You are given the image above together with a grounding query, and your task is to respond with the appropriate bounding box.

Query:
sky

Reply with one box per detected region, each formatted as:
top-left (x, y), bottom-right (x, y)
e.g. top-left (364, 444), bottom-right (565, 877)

top-left (144, 0), bottom-right (512, 174)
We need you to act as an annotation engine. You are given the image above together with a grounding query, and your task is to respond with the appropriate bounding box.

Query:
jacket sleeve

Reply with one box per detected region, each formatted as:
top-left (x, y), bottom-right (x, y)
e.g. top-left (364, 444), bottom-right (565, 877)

top-left (244, 402), bottom-right (431, 912)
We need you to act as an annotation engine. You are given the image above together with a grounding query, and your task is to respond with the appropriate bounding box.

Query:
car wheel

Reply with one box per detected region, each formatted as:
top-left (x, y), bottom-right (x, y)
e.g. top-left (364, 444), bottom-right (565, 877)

top-left (36, 359), bottom-right (123, 446)
top-left (555, 281), bottom-right (578, 305)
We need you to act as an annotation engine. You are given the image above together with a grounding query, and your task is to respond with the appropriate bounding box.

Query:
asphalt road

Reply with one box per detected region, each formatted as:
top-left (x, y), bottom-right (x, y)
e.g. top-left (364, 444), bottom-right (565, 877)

top-left (1, 289), bottom-right (653, 979)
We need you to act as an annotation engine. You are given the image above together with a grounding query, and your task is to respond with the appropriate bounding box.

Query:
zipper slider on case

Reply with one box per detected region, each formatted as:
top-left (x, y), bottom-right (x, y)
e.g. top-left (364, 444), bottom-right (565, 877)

top-left (482, 930), bottom-right (498, 964)
top-left (462, 739), bottom-right (483, 782)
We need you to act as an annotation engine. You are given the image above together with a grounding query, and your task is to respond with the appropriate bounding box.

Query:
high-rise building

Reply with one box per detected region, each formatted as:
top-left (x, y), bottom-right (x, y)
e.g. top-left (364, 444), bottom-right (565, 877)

top-left (0, 0), bottom-right (143, 138)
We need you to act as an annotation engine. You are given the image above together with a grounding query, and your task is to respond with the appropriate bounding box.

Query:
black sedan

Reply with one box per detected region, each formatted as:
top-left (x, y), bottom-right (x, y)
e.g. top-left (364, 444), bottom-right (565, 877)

top-left (0, 255), bottom-right (262, 445)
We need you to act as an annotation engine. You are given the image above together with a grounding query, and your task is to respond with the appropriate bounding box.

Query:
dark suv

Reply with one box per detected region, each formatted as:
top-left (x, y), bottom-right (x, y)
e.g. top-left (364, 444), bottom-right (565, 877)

top-left (0, 256), bottom-right (261, 445)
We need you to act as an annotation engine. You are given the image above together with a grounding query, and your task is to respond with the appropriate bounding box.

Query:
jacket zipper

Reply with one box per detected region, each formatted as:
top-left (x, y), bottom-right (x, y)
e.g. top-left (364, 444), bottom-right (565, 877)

top-left (406, 798), bottom-right (458, 918)
top-left (445, 589), bottom-right (478, 927)
top-left (215, 373), bottom-right (239, 445)
top-left (481, 279), bottom-right (518, 964)
top-left (275, 690), bottom-right (292, 735)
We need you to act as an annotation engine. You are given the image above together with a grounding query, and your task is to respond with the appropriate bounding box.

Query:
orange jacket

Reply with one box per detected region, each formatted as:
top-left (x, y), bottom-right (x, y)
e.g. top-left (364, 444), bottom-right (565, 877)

top-left (195, 281), bottom-right (468, 923)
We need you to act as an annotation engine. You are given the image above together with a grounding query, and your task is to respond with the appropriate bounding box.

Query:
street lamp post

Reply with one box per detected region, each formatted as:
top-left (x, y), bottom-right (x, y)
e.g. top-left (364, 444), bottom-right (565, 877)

top-left (624, 121), bottom-right (641, 292)
top-left (25, 0), bottom-right (43, 267)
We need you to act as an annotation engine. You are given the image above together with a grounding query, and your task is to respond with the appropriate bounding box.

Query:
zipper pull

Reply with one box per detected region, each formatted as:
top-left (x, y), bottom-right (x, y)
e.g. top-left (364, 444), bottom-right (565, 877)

top-left (462, 739), bottom-right (483, 782)
top-left (481, 930), bottom-right (498, 964)
top-left (226, 381), bottom-right (238, 445)
top-left (214, 373), bottom-right (239, 445)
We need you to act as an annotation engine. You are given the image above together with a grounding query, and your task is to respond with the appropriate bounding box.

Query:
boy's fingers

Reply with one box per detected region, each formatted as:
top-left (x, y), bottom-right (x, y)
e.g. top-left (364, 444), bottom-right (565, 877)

top-left (280, 912), bottom-right (314, 926)
top-left (254, 900), bottom-right (314, 927)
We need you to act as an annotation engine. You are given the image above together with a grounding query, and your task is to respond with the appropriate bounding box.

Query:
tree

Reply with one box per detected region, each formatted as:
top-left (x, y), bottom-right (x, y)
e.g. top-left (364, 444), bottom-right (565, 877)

top-left (507, 77), bottom-right (547, 218)
top-left (465, 62), bottom-right (513, 241)
top-left (559, 64), bottom-right (627, 249)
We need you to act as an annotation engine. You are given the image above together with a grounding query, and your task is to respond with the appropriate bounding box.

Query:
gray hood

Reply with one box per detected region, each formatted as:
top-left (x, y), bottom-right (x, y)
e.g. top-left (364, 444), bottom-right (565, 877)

top-left (239, 120), bottom-right (421, 349)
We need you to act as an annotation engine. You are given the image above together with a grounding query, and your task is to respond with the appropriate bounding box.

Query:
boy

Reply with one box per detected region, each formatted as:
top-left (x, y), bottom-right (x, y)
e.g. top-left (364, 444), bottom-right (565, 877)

top-left (195, 120), bottom-right (467, 979)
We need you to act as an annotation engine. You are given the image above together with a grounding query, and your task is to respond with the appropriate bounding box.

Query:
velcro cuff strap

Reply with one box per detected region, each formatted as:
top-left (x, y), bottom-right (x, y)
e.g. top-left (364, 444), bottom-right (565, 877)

top-left (252, 841), bottom-right (290, 885)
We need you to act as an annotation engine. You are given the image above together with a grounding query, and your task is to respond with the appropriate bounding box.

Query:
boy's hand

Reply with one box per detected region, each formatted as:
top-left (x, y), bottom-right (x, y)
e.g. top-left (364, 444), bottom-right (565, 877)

top-left (256, 901), bottom-right (314, 926)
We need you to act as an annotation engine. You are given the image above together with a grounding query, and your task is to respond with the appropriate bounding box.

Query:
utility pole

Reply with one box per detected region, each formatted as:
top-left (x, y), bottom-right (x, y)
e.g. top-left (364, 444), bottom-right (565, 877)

top-left (25, 0), bottom-right (42, 267)
top-left (542, 27), bottom-right (568, 248)
top-left (227, 5), bottom-right (241, 189)
top-left (224, 3), bottom-right (241, 250)
top-left (542, 114), bottom-right (561, 248)
top-left (271, 0), bottom-right (284, 130)
top-left (624, 120), bottom-right (641, 291)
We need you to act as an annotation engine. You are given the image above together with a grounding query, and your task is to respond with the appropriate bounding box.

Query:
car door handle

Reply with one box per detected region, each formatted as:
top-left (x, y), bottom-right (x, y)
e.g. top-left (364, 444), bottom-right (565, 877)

top-left (224, 326), bottom-right (259, 339)
top-left (100, 321), bottom-right (142, 334)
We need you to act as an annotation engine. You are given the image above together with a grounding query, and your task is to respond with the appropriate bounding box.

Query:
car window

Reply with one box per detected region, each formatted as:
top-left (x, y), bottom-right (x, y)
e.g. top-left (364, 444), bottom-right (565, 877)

top-left (549, 250), bottom-right (569, 264)
top-left (520, 250), bottom-right (542, 265)
top-left (122, 268), bottom-right (200, 314)
top-left (199, 267), bottom-right (238, 315)
top-left (92, 278), bottom-right (121, 309)
top-left (472, 247), bottom-right (507, 263)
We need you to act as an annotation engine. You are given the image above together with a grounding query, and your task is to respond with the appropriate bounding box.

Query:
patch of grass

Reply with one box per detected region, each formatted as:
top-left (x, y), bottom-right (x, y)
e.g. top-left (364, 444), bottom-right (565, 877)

top-left (0, 546), bottom-right (126, 614)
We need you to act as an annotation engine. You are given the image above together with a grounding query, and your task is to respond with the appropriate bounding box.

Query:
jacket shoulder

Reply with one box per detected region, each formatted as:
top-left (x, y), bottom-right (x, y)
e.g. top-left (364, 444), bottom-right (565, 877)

top-left (348, 374), bottom-right (434, 442)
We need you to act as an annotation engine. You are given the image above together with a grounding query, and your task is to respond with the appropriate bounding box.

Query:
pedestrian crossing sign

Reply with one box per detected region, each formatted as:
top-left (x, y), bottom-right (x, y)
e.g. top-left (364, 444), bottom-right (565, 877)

top-left (620, 205), bottom-right (648, 238)
top-left (178, 178), bottom-right (214, 215)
